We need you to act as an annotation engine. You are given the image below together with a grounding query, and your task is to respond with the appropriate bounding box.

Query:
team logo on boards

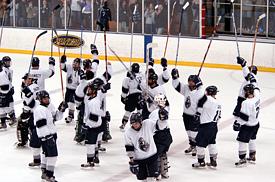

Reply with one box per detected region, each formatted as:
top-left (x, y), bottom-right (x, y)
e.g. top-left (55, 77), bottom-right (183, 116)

top-left (52, 34), bottom-right (84, 49)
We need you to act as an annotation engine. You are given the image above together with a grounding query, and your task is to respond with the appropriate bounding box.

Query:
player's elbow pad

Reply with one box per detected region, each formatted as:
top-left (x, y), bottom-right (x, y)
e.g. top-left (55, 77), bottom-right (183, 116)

top-left (125, 145), bottom-right (135, 152)
top-left (89, 113), bottom-right (99, 122)
top-left (239, 112), bottom-right (249, 121)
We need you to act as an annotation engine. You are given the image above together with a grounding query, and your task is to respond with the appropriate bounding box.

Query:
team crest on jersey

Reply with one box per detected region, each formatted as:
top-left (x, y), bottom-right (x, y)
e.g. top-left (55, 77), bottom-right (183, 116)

top-left (52, 34), bottom-right (84, 49)
top-left (185, 96), bottom-right (191, 108)
top-left (138, 137), bottom-right (149, 152)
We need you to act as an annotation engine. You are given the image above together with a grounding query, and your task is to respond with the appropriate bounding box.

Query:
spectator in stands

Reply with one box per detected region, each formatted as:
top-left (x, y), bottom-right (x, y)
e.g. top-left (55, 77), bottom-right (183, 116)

top-left (144, 2), bottom-right (155, 34)
top-left (119, 0), bottom-right (129, 32)
top-left (60, 1), bottom-right (70, 28)
top-left (71, 0), bottom-right (82, 29)
top-left (155, 4), bottom-right (166, 35)
top-left (26, 0), bottom-right (38, 27)
top-left (270, 0), bottom-right (275, 36)
top-left (82, 0), bottom-right (92, 30)
top-left (191, 0), bottom-right (199, 36)
top-left (40, 0), bottom-right (50, 28)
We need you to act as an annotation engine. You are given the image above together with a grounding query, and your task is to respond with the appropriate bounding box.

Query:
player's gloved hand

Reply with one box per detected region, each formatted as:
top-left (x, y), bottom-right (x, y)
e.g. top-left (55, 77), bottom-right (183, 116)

top-left (78, 70), bottom-right (86, 80)
top-left (22, 86), bottom-right (33, 98)
top-left (129, 161), bottom-right (139, 175)
top-left (49, 57), bottom-right (55, 66)
top-left (237, 57), bottom-right (246, 67)
top-left (60, 55), bottom-right (67, 63)
top-left (101, 83), bottom-right (111, 93)
top-left (9, 86), bottom-right (15, 95)
top-left (58, 101), bottom-right (68, 112)
top-left (161, 57), bottom-right (168, 68)
top-left (121, 96), bottom-right (127, 104)
top-left (149, 58), bottom-right (154, 67)
top-left (193, 75), bottom-right (203, 88)
top-left (233, 120), bottom-right (241, 131)
top-left (90, 44), bottom-right (99, 55)
top-left (193, 112), bottom-right (201, 125)
top-left (171, 68), bottom-right (179, 80)
top-left (105, 111), bottom-right (111, 122)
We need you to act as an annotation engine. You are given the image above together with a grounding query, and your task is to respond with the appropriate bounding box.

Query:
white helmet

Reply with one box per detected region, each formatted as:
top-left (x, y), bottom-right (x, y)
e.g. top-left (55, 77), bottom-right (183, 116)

top-left (154, 93), bottom-right (167, 107)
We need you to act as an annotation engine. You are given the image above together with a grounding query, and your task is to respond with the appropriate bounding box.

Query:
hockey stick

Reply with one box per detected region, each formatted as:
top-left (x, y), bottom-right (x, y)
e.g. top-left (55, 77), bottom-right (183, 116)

top-left (0, 7), bottom-right (10, 48)
top-left (251, 13), bottom-right (266, 67)
top-left (28, 31), bottom-right (48, 74)
top-left (175, 2), bottom-right (190, 67)
top-left (130, 4), bottom-right (138, 66)
top-left (197, 16), bottom-right (222, 76)
top-left (80, 7), bottom-right (84, 59)
top-left (103, 27), bottom-right (108, 81)
top-left (53, 29), bottom-right (65, 99)
top-left (163, 1), bottom-right (177, 58)
top-left (51, 4), bottom-right (61, 57)
top-left (63, 4), bottom-right (72, 55)
top-left (108, 45), bottom-right (155, 99)
top-left (231, 0), bottom-right (240, 57)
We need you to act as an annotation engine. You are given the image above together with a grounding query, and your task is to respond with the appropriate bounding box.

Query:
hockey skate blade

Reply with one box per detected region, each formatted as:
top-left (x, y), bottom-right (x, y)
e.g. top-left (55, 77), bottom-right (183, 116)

top-left (206, 163), bottom-right (217, 170)
top-left (247, 160), bottom-right (256, 165)
top-left (235, 162), bottom-right (247, 168)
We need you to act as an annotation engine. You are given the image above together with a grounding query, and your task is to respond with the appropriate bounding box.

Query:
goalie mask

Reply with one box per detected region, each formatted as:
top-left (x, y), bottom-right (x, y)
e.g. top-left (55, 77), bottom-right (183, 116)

top-left (154, 93), bottom-right (167, 108)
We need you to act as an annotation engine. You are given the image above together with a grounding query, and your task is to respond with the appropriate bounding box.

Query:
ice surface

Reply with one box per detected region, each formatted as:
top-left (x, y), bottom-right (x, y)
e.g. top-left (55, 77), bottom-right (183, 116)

top-left (0, 53), bottom-right (275, 182)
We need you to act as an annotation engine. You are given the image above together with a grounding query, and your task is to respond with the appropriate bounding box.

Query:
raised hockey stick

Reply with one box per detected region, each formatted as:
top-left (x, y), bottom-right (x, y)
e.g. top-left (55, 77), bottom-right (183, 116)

top-left (130, 4), bottom-right (138, 66)
top-left (63, 4), bottom-right (72, 55)
top-left (175, 2), bottom-right (190, 67)
top-left (231, 0), bottom-right (240, 57)
top-left (163, 1), bottom-right (177, 58)
top-left (0, 7), bottom-right (10, 48)
top-left (145, 42), bottom-right (158, 92)
top-left (108, 45), bottom-right (155, 99)
top-left (197, 16), bottom-right (222, 76)
top-left (53, 29), bottom-right (65, 99)
top-left (103, 26), bottom-right (108, 81)
top-left (80, 7), bottom-right (85, 59)
top-left (51, 4), bottom-right (61, 57)
top-left (251, 13), bottom-right (266, 67)
top-left (93, 0), bottom-right (104, 45)
top-left (28, 30), bottom-right (48, 74)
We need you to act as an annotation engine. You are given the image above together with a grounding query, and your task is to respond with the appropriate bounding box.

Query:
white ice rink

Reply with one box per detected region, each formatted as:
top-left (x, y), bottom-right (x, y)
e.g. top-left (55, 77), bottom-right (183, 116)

top-left (0, 53), bottom-right (275, 182)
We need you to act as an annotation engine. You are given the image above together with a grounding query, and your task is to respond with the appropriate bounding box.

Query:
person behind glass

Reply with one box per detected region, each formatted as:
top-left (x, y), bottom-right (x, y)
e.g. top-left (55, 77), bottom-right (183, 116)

top-left (124, 112), bottom-right (159, 181)
top-left (16, 0), bottom-right (27, 26)
top-left (26, 1), bottom-right (38, 27)
top-left (270, 0), bottom-right (275, 35)
top-left (181, 0), bottom-right (193, 35)
top-left (97, 0), bottom-right (112, 31)
top-left (82, 0), bottom-right (92, 30)
top-left (0, 0), bottom-right (8, 26)
top-left (155, 4), bottom-right (166, 35)
top-left (119, 0), bottom-right (129, 32)
top-left (60, 1), bottom-right (70, 28)
top-left (71, 0), bottom-right (82, 29)
top-left (191, 0), bottom-right (200, 36)
top-left (144, 2), bottom-right (156, 34)
top-left (130, 1), bottom-right (142, 33)
top-left (40, 0), bottom-right (50, 28)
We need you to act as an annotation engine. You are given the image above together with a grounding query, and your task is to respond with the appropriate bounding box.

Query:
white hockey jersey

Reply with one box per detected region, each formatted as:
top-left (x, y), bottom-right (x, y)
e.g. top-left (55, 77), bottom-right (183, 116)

top-left (148, 65), bottom-right (170, 85)
top-left (121, 72), bottom-right (143, 98)
top-left (0, 70), bottom-right (10, 94)
top-left (147, 84), bottom-right (167, 112)
top-left (61, 63), bottom-right (80, 90)
top-left (124, 118), bottom-right (157, 160)
top-left (238, 88), bottom-right (260, 127)
top-left (34, 103), bottom-right (63, 138)
top-left (197, 95), bottom-right (221, 124)
top-left (3, 67), bottom-right (13, 88)
top-left (149, 107), bottom-right (170, 130)
top-left (22, 83), bottom-right (40, 112)
top-left (172, 79), bottom-right (204, 115)
top-left (29, 64), bottom-right (55, 90)
top-left (84, 95), bottom-right (105, 128)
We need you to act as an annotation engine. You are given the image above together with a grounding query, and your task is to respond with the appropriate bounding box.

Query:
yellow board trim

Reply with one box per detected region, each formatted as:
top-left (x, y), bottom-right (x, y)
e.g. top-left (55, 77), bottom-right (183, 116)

top-left (1, 48), bottom-right (275, 73)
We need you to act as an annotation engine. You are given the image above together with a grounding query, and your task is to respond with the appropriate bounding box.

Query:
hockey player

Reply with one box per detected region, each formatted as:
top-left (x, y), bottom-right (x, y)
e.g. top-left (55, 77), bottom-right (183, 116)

top-left (80, 79), bottom-right (109, 168)
top-left (34, 90), bottom-right (67, 181)
top-left (16, 73), bottom-right (39, 148)
top-left (233, 56), bottom-right (258, 131)
top-left (0, 60), bottom-right (15, 130)
top-left (234, 83), bottom-right (260, 166)
top-left (192, 86), bottom-right (221, 168)
top-left (74, 59), bottom-right (99, 143)
top-left (29, 56), bottom-right (55, 90)
top-left (1, 56), bottom-right (17, 126)
top-left (124, 112), bottom-right (159, 181)
top-left (149, 94), bottom-right (173, 179)
top-left (120, 63), bottom-right (144, 130)
top-left (60, 55), bottom-right (81, 123)
top-left (171, 68), bottom-right (204, 156)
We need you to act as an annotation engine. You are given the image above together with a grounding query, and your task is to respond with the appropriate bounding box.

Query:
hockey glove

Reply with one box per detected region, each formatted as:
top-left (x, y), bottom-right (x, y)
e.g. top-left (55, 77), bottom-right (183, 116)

top-left (9, 86), bottom-right (15, 95)
top-left (61, 55), bottom-right (67, 63)
top-left (49, 57), bottom-right (55, 66)
top-left (22, 86), bottom-right (33, 98)
top-left (237, 57), bottom-right (246, 67)
top-left (129, 161), bottom-right (139, 175)
top-left (121, 96), bottom-right (127, 104)
top-left (90, 44), bottom-right (99, 55)
top-left (78, 70), bottom-right (86, 80)
top-left (233, 120), bottom-right (241, 131)
top-left (171, 68), bottom-right (179, 80)
top-left (58, 101), bottom-right (68, 112)
top-left (101, 83), bottom-right (111, 93)
top-left (193, 75), bottom-right (203, 88)
top-left (105, 111), bottom-right (111, 122)
top-left (161, 57), bottom-right (168, 68)
top-left (193, 112), bottom-right (201, 125)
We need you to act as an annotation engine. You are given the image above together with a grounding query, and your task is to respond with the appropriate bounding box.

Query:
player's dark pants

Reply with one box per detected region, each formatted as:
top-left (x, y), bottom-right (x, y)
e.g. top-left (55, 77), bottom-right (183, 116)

top-left (196, 122), bottom-right (218, 148)
top-left (134, 154), bottom-right (159, 180)
top-left (237, 123), bottom-right (259, 143)
top-left (154, 128), bottom-right (173, 155)
top-left (182, 113), bottom-right (199, 146)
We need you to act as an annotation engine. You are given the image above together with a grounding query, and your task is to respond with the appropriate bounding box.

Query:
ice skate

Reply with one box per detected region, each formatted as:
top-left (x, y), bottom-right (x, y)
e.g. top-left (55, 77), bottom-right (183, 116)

top-left (235, 158), bottom-right (247, 167)
top-left (81, 162), bottom-right (95, 168)
top-left (192, 161), bottom-right (206, 168)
